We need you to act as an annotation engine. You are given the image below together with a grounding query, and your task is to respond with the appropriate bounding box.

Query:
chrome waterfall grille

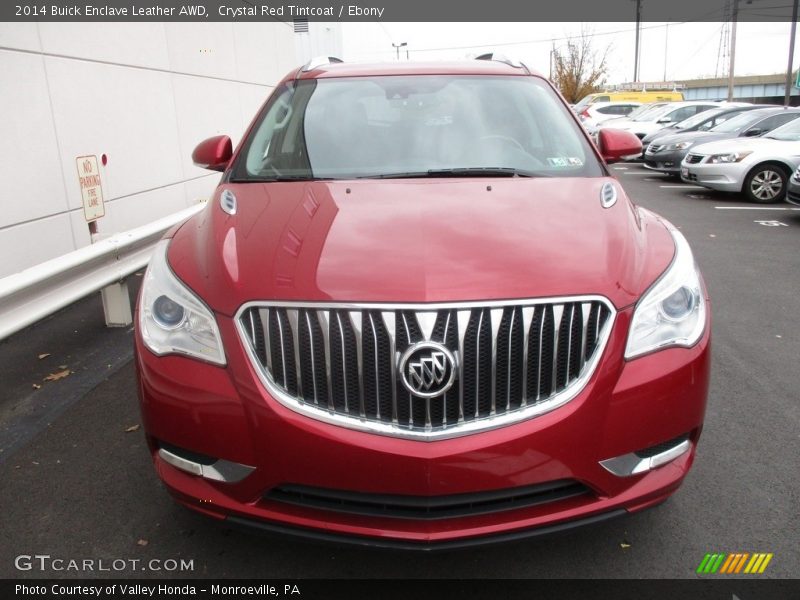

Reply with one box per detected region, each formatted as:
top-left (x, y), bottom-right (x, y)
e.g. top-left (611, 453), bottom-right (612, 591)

top-left (237, 298), bottom-right (614, 440)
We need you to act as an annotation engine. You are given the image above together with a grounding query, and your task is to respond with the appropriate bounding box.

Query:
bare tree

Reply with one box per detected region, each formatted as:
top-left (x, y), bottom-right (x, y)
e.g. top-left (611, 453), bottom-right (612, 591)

top-left (552, 30), bottom-right (611, 104)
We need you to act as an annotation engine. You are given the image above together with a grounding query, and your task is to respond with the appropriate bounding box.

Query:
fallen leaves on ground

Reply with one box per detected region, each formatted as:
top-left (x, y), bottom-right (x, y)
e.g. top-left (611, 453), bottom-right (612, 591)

top-left (43, 370), bottom-right (71, 382)
top-left (32, 383), bottom-right (41, 390)
top-left (136, 539), bottom-right (148, 547)
top-left (620, 541), bottom-right (632, 549)
top-left (38, 353), bottom-right (51, 360)
top-left (125, 424), bottom-right (141, 433)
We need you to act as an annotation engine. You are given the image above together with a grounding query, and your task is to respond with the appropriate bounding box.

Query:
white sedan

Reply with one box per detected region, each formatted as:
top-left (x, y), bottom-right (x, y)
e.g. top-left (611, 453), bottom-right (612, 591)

top-left (680, 118), bottom-right (800, 203)
top-left (597, 101), bottom-right (720, 140)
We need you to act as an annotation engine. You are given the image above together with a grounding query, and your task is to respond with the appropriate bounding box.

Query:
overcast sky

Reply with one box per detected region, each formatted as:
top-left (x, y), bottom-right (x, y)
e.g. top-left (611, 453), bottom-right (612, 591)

top-left (341, 22), bottom-right (799, 85)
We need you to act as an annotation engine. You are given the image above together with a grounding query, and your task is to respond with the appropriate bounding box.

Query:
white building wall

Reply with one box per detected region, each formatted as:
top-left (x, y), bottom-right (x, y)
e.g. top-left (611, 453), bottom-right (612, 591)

top-left (0, 22), bottom-right (298, 278)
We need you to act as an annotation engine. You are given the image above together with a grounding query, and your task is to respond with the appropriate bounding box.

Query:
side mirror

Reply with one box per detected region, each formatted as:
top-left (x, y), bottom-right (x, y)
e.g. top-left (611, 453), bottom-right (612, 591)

top-left (192, 135), bottom-right (233, 171)
top-left (657, 117), bottom-right (673, 124)
top-left (597, 129), bottom-right (643, 164)
top-left (743, 128), bottom-right (763, 137)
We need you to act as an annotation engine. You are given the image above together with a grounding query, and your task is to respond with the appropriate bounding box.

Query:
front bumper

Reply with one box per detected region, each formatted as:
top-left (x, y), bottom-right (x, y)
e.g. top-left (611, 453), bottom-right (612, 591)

top-left (643, 149), bottom-right (689, 173)
top-left (680, 160), bottom-right (745, 192)
top-left (787, 179), bottom-right (800, 206)
top-left (135, 305), bottom-right (711, 547)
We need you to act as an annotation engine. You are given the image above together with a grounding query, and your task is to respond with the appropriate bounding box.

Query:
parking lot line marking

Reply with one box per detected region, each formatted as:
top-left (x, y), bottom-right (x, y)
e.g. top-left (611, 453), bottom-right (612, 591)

top-left (660, 185), bottom-right (704, 189)
top-left (714, 206), bottom-right (800, 210)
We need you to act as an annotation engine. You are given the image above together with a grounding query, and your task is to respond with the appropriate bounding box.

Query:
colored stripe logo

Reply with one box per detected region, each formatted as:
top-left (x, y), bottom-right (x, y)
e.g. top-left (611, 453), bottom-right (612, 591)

top-left (697, 553), bottom-right (773, 574)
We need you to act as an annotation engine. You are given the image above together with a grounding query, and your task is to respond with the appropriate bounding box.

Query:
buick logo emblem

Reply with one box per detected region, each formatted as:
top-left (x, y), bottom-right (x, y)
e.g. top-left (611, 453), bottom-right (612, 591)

top-left (398, 342), bottom-right (457, 398)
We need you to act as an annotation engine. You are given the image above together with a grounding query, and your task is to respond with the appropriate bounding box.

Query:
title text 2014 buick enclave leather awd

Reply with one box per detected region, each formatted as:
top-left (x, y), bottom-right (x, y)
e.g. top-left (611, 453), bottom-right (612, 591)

top-left (134, 57), bottom-right (711, 549)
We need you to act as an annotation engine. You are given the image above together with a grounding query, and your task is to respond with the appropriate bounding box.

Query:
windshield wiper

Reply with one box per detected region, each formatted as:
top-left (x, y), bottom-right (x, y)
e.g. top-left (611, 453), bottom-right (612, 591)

top-left (230, 175), bottom-right (329, 183)
top-left (359, 167), bottom-right (546, 179)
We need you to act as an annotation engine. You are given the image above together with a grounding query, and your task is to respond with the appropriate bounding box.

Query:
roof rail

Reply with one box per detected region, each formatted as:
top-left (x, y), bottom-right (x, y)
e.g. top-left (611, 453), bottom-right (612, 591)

top-left (301, 56), bottom-right (344, 72)
top-left (475, 53), bottom-right (530, 74)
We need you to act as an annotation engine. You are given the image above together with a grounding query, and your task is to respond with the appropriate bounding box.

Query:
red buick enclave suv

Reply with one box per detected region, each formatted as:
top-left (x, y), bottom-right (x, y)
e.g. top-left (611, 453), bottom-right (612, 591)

top-left (134, 56), bottom-right (711, 549)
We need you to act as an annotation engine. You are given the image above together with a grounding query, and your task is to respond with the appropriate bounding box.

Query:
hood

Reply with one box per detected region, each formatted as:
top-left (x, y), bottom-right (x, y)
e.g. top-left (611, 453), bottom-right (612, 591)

top-left (690, 136), bottom-right (800, 156)
top-left (168, 178), bottom-right (675, 316)
top-left (649, 130), bottom-right (737, 147)
top-left (642, 126), bottom-right (680, 143)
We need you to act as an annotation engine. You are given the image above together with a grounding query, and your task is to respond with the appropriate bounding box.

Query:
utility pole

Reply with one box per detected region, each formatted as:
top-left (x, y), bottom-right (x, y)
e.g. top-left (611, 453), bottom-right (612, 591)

top-left (784, 0), bottom-right (799, 106)
top-left (663, 22), bottom-right (669, 82)
top-left (727, 0), bottom-right (739, 101)
top-left (633, 0), bottom-right (642, 82)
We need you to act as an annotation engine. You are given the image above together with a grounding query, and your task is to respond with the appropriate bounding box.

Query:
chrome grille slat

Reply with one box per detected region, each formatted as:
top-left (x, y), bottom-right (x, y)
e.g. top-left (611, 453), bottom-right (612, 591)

top-left (456, 309), bottom-right (470, 424)
top-left (550, 304), bottom-right (564, 396)
top-left (303, 310), bottom-right (318, 404)
top-left (348, 311), bottom-right (365, 418)
top-left (520, 306), bottom-right (535, 407)
top-left (286, 309), bottom-right (303, 402)
top-left (317, 310), bottom-right (333, 410)
top-left (489, 308), bottom-right (503, 416)
top-left (380, 311), bottom-right (398, 424)
top-left (237, 297), bottom-right (616, 440)
top-left (260, 309), bottom-right (272, 376)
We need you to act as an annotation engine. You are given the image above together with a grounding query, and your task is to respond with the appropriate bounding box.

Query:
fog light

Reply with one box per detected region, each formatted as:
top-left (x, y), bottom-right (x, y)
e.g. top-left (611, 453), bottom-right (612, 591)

top-left (600, 435), bottom-right (691, 477)
top-left (158, 442), bottom-right (256, 483)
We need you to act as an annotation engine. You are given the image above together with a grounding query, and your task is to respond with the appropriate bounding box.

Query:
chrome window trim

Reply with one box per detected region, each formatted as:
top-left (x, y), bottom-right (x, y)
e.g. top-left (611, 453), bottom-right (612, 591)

top-left (233, 295), bottom-right (617, 442)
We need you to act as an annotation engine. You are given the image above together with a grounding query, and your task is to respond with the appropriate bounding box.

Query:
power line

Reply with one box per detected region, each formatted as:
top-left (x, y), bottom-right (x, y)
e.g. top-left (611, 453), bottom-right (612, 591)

top-left (350, 21), bottom-right (705, 57)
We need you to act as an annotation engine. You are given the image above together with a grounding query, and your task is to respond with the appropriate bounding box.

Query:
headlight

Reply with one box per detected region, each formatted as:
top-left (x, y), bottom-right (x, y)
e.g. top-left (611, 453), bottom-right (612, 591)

top-left (666, 141), bottom-right (693, 151)
top-left (138, 240), bottom-right (226, 365)
top-left (625, 229), bottom-right (706, 359)
top-left (708, 151), bottom-right (752, 163)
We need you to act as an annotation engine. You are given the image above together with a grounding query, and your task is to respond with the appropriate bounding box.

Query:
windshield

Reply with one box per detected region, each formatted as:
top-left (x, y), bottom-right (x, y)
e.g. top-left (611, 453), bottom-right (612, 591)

top-left (763, 116), bottom-right (800, 141)
top-left (572, 94), bottom-right (596, 113)
top-left (233, 75), bottom-right (604, 181)
top-left (674, 108), bottom-right (725, 130)
top-left (633, 103), bottom-right (675, 122)
top-left (625, 104), bottom-right (659, 119)
top-left (710, 110), bottom-right (769, 133)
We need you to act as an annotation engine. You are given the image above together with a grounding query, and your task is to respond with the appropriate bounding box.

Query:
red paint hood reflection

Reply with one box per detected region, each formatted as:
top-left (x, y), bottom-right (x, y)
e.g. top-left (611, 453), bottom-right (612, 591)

top-left (167, 178), bottom-right (675, 316)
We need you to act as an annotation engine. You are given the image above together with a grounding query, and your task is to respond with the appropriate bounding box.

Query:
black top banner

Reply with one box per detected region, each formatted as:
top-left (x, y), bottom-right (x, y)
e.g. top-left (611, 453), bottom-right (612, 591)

top-left (2, 0), bottom-right (798, 22)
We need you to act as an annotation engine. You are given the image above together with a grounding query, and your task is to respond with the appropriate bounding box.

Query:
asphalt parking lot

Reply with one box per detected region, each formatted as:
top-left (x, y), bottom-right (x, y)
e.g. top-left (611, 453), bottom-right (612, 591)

top-left (0, 163), bottom-right (798, 580)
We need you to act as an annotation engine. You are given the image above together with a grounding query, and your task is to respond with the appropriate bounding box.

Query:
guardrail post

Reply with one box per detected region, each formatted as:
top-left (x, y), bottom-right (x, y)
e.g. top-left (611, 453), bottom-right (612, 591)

top-left (101, 280), bottom-right (132, 327)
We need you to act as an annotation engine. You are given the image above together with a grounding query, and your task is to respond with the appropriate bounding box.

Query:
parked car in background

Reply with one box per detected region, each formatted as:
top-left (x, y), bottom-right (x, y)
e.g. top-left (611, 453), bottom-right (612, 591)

top-left (641, 104), bottom-right (754, 146)
top-left (573, 90), bottom-right (683, 115)
top-left (135, 58), bottom-right (711, 548)
top-left (681, 115), bottom-right (800, 203)
top-left (586, 102), bottom-right (669, 137)
top-left (647, 106), bottom-right (799, 176)
top-left (577, 101), bottom-right (642, 134)
top-left (598, 101), bottom-right (720, 141)
top-left (787, 165), bottom-right (800, 206)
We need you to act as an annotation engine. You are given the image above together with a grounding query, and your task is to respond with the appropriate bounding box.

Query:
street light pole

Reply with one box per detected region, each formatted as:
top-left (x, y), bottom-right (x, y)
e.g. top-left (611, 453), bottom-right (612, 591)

top-left (392, 42), bottom-right (407, 61)
top-left (784, 0), bottom-right (799, 106)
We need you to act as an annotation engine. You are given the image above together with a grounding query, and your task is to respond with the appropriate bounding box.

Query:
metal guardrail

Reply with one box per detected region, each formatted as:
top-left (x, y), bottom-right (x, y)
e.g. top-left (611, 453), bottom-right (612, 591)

top-left (0, 203), bottom-right (205, 341)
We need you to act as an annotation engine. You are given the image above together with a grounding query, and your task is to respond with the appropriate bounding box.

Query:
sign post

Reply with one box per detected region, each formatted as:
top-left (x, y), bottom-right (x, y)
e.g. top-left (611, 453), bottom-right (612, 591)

top-left (75, 154), bottom-right (130, 327)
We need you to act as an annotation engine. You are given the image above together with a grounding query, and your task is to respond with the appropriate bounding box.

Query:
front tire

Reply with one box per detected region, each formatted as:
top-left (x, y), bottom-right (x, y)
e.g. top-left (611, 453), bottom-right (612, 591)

top-left (743, 163), bottom-right (788, 204)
